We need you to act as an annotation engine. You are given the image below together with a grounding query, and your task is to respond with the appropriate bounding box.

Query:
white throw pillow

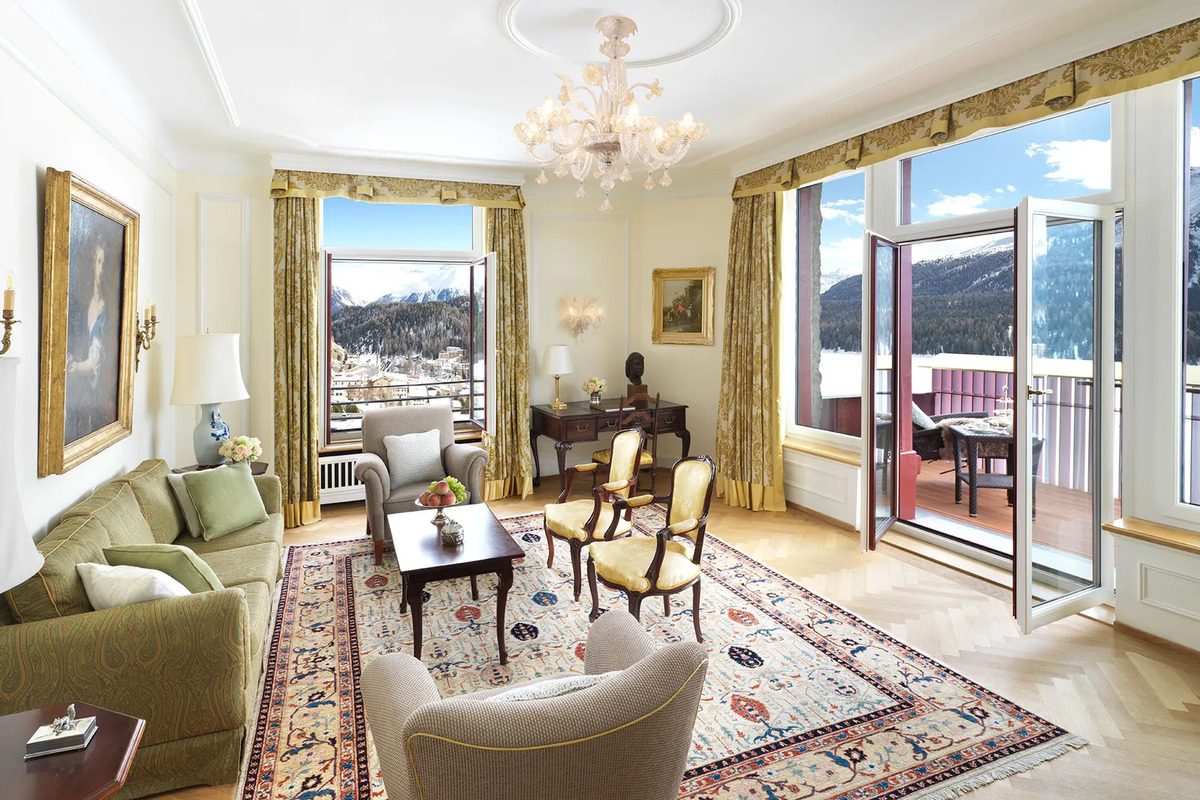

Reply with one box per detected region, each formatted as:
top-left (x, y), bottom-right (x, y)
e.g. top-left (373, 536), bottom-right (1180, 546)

top-left (167, 468), bottom-right (224, 538)
top-left (383, 429), bottom-right (444, 490)
top-left (485, 670), bottom-right (620, 702)
top-left (75, 562), bottom-right (190, 611)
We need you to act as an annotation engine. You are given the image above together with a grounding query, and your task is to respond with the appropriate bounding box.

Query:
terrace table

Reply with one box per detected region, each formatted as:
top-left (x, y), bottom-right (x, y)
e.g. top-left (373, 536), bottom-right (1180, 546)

top-left (948, 423), bottom-right (1016, 517)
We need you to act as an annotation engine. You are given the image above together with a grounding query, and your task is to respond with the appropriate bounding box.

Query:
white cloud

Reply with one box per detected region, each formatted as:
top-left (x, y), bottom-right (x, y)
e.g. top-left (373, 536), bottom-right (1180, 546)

top-left (1192, 127), bottom-right (1200, 167)
top-left (994, 187), bottom-right (1007, 194)
top-left (1025, 138), bottom-right (1110, 190)
top-left (926, 191), bottom-right (989, 217)
top-left (819, 236), bottom-right (864, 279)
top-left (824, 198), bottom-right (865, 209)
top-left (1006, 184), bottom-right (1016, 192)
top-left (820, 206), bottom-right (865, 225)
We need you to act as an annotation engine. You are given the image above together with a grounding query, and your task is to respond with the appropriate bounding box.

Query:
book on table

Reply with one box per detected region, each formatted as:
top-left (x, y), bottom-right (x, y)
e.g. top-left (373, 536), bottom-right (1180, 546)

top-left (25, 715), bottom-right (98, 759)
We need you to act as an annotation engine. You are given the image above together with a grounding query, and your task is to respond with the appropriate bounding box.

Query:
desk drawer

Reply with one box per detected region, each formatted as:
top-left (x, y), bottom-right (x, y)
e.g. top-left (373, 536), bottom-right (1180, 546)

top-left (658, 410), bottom-right (682, 431)
top-left (564, 418), bottom-right (597, 441)
top-left (597, 415), bottom-right (620, 433)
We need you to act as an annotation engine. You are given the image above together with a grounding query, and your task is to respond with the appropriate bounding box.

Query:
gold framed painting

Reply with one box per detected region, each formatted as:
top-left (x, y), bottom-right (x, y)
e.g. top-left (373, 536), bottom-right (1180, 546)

top-left (39, 168), bottom-right (140, 477)
top-left (652, 266), bottom-right (715, 345)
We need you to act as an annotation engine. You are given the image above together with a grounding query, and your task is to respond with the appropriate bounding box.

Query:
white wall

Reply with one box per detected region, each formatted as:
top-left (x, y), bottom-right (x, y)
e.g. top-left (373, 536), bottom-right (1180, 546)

top-left (0, 38), bottom-right (176, 538)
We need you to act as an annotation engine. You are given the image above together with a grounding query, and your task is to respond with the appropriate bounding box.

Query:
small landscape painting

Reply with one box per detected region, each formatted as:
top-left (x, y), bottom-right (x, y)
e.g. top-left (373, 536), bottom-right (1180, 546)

top-left (652, 266), bottom-right (715, 345)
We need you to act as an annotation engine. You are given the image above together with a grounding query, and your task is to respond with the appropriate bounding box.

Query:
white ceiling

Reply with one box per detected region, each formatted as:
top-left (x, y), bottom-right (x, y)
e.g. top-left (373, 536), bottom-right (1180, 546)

top-left (13, 0), bottom-right (1198, 182)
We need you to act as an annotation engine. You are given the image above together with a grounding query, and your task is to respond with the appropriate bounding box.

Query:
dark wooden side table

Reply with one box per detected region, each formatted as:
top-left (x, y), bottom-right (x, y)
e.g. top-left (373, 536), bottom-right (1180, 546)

top-left (1, 703), bottom-right (145, 800)
top-left (530, 399), bottom-right (690, 491)
top-left (385, 504), bottom-right (525, 665)
top-left (172, 461), bottom-right (269, 475)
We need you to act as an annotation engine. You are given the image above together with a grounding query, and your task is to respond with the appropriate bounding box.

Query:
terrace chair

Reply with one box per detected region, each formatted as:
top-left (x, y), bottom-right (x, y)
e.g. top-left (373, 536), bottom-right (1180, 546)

top-left (544, 427), bottom-right (645, 600)
top-left (360, 610), bottom-right (708, 800)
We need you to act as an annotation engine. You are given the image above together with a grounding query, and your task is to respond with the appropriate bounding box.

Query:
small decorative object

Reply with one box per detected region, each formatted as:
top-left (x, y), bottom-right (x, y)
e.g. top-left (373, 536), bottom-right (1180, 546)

top-left (38, 168), bottom-right (141, 477)
top-left (1, 272), bottom-right (19, 356)
top-left (582, 376), bottom-right (607, 406)
top-left (566, 296), bottom-right (604, 337)
top-left (543, 345), bottom-right (573, 410)
top-left (416, 476), bottom-right (469, 527)
top-left (134, 301), bottom-right (157, 372)
top-left (625, 351), bottom-right (647, 397)
top-left (440, 518), bottom-right (464, 547)
top-left (219, 434), bottom-right (263, 464)
top-left (26, 703), bottom-right (99, 760)
top-left (170, 334), bottom-right (250, 466)
top-left (652, 266), bottom-right (716, 346)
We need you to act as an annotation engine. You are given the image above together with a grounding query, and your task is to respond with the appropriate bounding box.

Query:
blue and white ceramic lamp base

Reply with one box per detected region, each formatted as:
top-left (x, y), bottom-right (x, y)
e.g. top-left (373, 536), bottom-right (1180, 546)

top-left (194, 403), bottom-right (230, 466)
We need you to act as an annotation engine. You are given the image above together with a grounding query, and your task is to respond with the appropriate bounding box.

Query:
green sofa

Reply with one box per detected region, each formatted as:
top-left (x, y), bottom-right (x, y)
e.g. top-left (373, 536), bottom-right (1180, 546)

top-left (0, 459), bottom-right (284, 798)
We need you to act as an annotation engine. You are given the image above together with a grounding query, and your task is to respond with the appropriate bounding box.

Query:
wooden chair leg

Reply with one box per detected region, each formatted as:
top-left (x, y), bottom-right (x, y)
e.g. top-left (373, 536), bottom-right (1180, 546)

top-left (587, 557), bottom-right (601, 622)
top-left (546, 530), bottom-right (556, 568)
top-left (663, 595), bottom-right (671, 617)
top-left (691, 581), bottom-right (703, 643)
top-left (373, 539), bottom-right (384, 566)
top-left (628, 593), bottom-right (643, 620)
top-left (569, 540), bottom-right (583, 601)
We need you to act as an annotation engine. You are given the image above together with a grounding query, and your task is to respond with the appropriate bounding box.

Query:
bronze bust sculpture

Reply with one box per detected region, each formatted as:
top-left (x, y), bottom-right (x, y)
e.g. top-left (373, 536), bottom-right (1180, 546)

top-left (625, 352), bottom-right (647, 402)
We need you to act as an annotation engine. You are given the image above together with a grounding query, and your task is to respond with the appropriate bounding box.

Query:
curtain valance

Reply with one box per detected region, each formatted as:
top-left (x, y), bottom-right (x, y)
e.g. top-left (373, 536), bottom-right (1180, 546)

top-left (733, 17), bottom-right (1200, 198)
top-left (270, 169), bottom-right (525, 209)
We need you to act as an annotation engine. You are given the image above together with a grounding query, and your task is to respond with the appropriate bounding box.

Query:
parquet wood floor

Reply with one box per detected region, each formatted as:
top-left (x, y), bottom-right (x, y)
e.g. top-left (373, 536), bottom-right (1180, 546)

top-left (150, 486), bottom-right (1200, 800)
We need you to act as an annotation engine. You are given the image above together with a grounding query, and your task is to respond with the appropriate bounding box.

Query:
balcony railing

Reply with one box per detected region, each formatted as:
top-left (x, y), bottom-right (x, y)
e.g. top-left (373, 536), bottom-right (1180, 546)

top-left (327, 378), bottom-right (483, 444)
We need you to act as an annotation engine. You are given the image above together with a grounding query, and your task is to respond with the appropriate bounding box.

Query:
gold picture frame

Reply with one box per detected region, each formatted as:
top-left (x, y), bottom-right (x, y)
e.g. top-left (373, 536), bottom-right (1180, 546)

top-left (39, 168), bottom-right (140, 477)
top-left (652, 266), bottom-right (715, 345)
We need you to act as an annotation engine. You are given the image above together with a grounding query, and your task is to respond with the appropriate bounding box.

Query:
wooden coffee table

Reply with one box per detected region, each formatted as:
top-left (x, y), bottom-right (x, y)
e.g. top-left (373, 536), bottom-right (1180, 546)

top-left (385, 504), bottom-right (525, 665)
top-left (0, 702), bottom-right (144, 800)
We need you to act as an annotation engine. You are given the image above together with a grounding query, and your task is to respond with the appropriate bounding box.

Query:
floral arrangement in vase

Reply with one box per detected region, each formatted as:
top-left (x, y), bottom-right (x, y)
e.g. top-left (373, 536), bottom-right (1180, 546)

top-left (582, 376), bottom-right (607, 405)
top-left (218, 435), bottom-right (263, 464)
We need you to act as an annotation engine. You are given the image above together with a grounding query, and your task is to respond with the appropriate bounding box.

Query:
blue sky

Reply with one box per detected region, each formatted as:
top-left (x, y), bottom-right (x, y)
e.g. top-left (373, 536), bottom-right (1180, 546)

top-left (323, 198), bottom-right (473, 250)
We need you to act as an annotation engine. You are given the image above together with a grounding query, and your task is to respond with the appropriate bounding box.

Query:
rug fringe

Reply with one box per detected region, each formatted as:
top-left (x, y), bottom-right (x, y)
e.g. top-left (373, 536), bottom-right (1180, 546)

top-left (907, 735), bottom-right (1089, 800)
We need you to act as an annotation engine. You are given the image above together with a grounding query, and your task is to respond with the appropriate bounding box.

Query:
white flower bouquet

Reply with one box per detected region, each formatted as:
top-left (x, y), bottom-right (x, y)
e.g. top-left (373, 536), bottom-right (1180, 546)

top-left (219, 435), bottom-right (263, 463)
top-left (582, 376), bottom-right (607, 395)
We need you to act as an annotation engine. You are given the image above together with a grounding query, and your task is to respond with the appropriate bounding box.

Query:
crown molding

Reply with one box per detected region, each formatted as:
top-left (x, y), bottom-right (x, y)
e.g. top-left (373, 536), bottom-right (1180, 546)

top-left (179, 0), bottom-right (239, 128)
top-left (726, 0), bottom-right (1200, 178)
top-left (270, 152), bottom-right (529, 186)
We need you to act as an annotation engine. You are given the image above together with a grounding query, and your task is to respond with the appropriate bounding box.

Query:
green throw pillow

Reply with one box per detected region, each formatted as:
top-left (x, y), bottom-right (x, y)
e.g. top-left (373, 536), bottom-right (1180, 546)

top-left (102, 543), bottom-right (224, 593)
top-left (181, 461), bottom-right (269, 541)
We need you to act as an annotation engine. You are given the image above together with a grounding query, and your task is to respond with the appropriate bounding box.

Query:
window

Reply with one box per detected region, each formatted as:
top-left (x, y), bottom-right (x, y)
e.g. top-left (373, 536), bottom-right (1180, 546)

top-left (321, 202), bottom-right (484, 447)
top-left (792, 171), bottom-right (866, 436)
top-left (1182, 78), bottom-right (1200, 504)
top-left (902, 104), bottom-right (1111, 224)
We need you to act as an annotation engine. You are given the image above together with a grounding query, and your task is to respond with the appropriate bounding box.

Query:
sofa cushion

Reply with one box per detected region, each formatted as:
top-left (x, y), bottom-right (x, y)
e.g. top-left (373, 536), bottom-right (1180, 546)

top-left (62, 481), bottom-right (155, 546)
top-left (166, 472), bottom-right (208, 538)
top-left (103, 544), bottom-right (224, 594)
top-left (183, 514), bottom-right (284, 556)
top-left (181, 462), bottom-right (269, 541)
top-left (76, 562), bottom-right (191, 610)
top-left (117, 459), bottom-right (185, 543)
top-left (4, 516), bottom-right (111, 622)
top-left (197, 543), bottom-right (281, 593)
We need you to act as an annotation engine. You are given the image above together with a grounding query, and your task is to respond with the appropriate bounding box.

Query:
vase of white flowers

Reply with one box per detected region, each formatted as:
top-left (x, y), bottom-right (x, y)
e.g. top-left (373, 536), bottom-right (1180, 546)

top-left (218, 435), bottom-right (263, 464)
top-left (582, 376), bottom-right (606, 406)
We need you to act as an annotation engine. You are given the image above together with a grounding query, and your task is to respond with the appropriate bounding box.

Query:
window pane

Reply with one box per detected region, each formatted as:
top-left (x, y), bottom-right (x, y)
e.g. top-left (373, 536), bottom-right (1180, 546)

top-left (328, 260), bottom-right (473, 444)
top-left (323, 198), bottom-right (473, 250)
top-left (1183, 79), bottom-right (1200, 504)
top-left (904, 104), bottom-right (1111, 224)
top-left (797, 171), bottom-right (866, 434)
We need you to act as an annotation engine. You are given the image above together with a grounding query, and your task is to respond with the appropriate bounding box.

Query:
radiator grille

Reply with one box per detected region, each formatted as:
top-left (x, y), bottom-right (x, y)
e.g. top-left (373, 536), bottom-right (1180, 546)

top-left (319, 453), bottom-right (365, 504)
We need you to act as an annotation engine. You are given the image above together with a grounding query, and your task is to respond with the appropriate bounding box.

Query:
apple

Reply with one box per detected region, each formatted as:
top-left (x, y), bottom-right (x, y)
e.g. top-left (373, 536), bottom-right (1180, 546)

top-left (441, 492), bottom-right (456, 505)
top-left (419, 491), bottom-right (432, 505)
top-left (433, 480), bottom-right (450, 495)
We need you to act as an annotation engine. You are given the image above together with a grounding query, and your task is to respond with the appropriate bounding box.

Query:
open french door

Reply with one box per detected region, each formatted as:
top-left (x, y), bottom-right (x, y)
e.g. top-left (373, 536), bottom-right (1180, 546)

top-left (468, 253), bottom-right (498, 436)
top-left (863, 234), bottom-right (902, 549)
top-left (1013, 199), bottom-right (1115, 632)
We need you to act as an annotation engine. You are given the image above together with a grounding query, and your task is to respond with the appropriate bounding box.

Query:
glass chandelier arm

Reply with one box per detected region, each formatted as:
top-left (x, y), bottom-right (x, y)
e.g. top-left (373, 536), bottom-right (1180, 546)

top-left (625, 79), bottom-right (663, 102)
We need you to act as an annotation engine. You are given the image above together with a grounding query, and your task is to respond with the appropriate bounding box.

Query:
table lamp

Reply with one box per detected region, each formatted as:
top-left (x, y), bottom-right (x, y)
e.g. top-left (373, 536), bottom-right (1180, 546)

top-left (543, 345), bottom-right (573, 410)
top-left (170, 334), bottom-right (249, 466)
top-left (0, 358), bottom-right (43, 593)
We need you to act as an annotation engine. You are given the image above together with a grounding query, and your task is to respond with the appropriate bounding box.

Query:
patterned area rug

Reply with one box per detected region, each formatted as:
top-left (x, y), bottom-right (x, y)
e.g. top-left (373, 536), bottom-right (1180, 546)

top-left (240, 508), bottom-right (1085, 800)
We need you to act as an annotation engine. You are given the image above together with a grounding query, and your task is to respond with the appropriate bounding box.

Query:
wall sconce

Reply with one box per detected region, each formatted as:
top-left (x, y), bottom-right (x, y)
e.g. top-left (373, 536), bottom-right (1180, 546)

top-left (1, 273), bottom-right (19, 356)
top-left (566, 296), bottom-right (604, 338)
top-left (135, 301), bottom-right (158, 372)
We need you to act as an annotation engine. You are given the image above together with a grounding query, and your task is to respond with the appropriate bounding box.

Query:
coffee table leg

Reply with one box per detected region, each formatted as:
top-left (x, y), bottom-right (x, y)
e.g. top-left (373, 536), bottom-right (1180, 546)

top-left (408, 578), bottom-right (425, 660)
top-left (470, 574), bottom-right (479, 600)
top-left (496, 565), bottom-right (514, 665)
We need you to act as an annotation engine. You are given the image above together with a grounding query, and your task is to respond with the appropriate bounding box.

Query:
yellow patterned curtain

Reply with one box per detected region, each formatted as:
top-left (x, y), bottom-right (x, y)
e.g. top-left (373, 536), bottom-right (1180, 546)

top-left (273, 197), bottom-right (322, 528)
top-left (716, 193), bottom-right (786, 512)
top-left (482, 207), bottom-right (534, 501)
top-left (270, 170), bottom-right (525, 209)
top-left (734, 17), bottom-right (1200, 196)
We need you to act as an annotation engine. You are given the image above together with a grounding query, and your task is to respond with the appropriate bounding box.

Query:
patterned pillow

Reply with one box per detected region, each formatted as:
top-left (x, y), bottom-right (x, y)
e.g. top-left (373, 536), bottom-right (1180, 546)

top-left (485, 670), bottom-right (620, 702)
top-left (383, 430), bottom-right (444, 490)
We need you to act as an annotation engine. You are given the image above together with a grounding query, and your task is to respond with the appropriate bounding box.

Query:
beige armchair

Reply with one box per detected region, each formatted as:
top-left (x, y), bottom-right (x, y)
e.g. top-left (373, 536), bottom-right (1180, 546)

top-left (360, 610), bottom-right (708, 800)
top-left (354, 403), bottom-right (488, 564)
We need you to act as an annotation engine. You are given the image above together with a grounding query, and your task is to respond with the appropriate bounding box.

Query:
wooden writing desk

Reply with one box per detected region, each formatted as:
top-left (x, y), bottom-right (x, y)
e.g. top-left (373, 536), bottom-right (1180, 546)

top-left (530, 399), bottom-right (690, 491)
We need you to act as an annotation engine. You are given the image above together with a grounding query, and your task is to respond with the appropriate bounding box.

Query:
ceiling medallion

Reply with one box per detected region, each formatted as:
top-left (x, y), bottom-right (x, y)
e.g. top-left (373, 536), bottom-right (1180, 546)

top-left (512, 16), bottom-right (709, 212)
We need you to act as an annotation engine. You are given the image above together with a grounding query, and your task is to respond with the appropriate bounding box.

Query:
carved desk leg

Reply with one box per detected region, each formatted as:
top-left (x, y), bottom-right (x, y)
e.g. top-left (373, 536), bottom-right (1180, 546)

top-left (554, 440), bottom-right (574, 494)
top-left (530, 431), bottom-right (542, 487)
top-left (676, 428), bottom-right (692, 458)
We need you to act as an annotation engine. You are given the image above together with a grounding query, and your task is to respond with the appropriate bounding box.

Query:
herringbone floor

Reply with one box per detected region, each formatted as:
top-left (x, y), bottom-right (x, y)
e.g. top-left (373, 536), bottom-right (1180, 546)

top-left (154, 484), bottom-right (1200, 799)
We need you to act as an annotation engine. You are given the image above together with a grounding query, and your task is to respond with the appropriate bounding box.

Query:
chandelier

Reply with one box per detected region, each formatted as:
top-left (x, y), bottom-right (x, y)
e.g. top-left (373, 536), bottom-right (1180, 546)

top-left (513, 15), bottom-right (708, 212)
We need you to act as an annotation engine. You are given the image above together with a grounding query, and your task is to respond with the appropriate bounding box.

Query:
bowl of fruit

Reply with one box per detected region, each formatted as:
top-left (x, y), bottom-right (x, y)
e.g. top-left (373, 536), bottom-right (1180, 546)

top-left (416, 476), bottom-right (469, 524)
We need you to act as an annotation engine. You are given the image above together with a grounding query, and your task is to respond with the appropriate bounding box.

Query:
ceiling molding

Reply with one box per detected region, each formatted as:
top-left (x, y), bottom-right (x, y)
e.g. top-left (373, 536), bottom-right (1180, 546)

top-left (498, 0), bottom-right (742, 68)
top-left (270, 153), bottom-right (528, 186)
top-left (725, 0), bottom-right (1200, 178)
top-left (179, 0), bottom-right (239, 128)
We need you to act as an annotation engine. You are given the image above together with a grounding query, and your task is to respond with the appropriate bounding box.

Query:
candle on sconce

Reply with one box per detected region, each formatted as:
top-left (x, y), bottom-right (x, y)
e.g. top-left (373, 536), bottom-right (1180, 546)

top-left (3, 273), bottom-right (13, 313)
top-left (151, 300), bottom-right (156, 319)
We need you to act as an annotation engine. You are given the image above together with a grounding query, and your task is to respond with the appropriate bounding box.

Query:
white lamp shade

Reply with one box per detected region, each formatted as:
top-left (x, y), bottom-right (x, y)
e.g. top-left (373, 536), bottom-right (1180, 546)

top-left (0, 358), bottom-right (43, 593)
top-left (543, 345), bottom-right (573, 376)
top-left (170, 334), bottom-right (250, 406)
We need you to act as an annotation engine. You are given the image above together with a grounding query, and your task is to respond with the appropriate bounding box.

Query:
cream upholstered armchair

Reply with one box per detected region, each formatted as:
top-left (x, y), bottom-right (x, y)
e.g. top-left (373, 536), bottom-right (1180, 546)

top-left (354, 403), bottom-right (488, 564)
top-left (544, 427), bottom-right (644, 600)
top-left (360, 610), bottom-right (708, 800)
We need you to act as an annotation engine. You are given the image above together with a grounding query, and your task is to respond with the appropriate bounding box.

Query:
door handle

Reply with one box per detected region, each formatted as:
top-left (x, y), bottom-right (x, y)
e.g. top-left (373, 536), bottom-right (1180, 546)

top-left (1026, 386), bottom-right (1052, 397)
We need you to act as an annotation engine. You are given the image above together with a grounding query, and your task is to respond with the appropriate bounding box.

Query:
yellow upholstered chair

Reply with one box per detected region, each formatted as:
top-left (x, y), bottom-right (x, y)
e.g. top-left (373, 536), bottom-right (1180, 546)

top-left (587, 455), bottom-right (717, 642)
top-left (544, 427), bottom-right (645, 600)
top-left (592, 393), bottom-right (660, 488)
